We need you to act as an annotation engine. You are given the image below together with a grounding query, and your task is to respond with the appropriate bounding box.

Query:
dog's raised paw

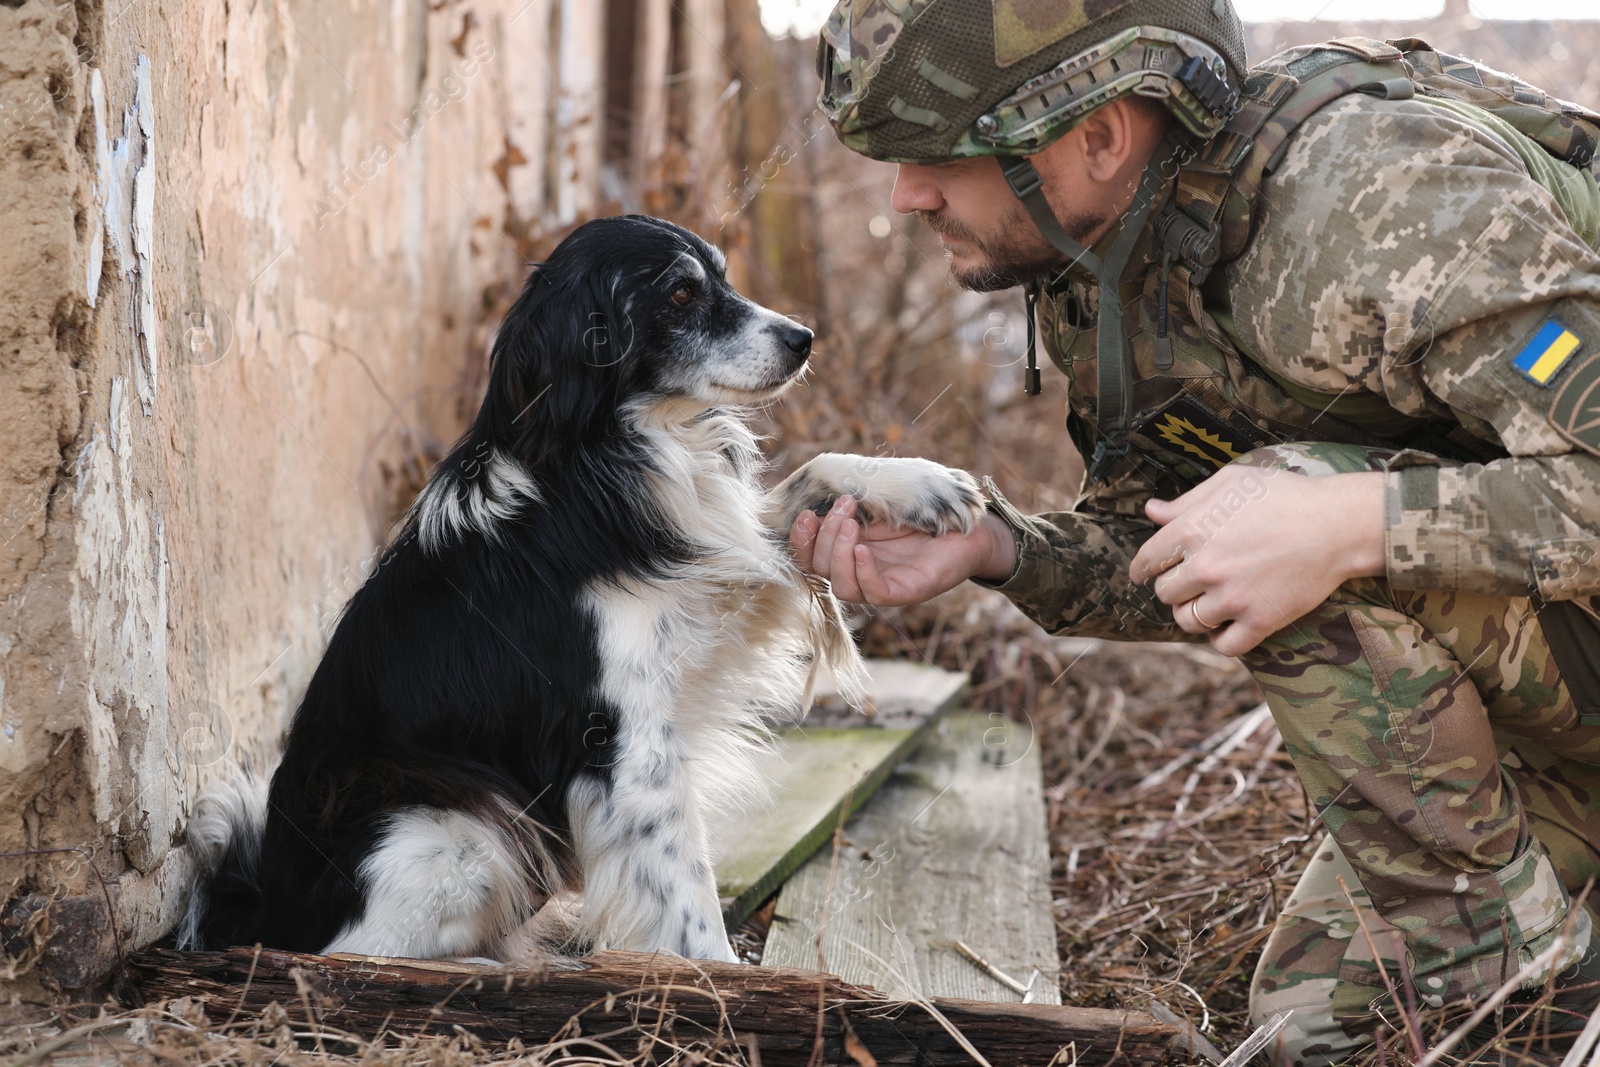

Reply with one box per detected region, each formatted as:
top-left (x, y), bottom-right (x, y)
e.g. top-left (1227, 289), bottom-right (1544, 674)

top-left (773, 453), bottom-right (986, 537)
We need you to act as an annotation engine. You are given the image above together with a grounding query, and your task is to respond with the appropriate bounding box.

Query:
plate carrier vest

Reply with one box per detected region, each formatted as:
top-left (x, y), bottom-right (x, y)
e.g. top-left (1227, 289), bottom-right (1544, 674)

top-left (1039, 36), bottom-right (1600, 491)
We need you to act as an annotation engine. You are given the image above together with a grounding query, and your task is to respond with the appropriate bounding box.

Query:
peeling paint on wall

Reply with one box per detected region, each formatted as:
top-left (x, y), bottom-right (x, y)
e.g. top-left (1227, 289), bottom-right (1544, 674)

top-left (87, 70), bottom-right (107, 309)
top-left (130, 54), bottom-right (157, 415)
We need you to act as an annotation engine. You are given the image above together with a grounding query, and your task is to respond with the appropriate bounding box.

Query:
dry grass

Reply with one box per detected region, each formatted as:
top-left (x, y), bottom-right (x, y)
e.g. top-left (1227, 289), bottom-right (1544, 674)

top-left (0, 997), bottom-right (758, 1066)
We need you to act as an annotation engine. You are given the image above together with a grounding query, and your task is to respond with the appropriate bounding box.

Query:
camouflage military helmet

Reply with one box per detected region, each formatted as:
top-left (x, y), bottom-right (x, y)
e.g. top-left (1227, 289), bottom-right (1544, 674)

top-left (818, 0), bottom-right (1247, 163)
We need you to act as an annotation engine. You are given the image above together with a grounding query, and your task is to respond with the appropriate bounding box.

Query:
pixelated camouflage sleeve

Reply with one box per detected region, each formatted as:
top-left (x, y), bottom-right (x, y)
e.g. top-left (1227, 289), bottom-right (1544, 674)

top-left (1227, 93), bottom-right (1600, 600)
top-left (975, 466), bottom-right (1193, 642)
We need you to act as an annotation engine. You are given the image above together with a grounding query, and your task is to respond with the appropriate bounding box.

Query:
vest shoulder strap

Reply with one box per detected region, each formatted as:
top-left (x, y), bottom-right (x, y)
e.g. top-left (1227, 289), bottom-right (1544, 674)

top-left (1165, 35), bottom-right (1600, 287)
top-left (1165, 37), bottom-right (1411, 278)
top-left (1208, 301), bottom-right (1507, 464)
top-left (1397, 38), bottom-right (1600, 170)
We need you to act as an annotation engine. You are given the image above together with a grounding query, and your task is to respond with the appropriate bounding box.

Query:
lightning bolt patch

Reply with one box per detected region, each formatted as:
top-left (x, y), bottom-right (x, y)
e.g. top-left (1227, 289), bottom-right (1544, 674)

top-left (1136, 398), bottom-right (1249, 472)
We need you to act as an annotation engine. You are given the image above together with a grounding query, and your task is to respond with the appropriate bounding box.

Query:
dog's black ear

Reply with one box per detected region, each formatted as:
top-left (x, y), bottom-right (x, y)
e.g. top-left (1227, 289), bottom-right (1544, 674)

top-left (476, 251), bottom-right (636, 470)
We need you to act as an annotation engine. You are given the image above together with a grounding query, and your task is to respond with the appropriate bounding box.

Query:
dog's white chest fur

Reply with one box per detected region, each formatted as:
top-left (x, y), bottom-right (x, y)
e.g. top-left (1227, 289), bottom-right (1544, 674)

top-left (599, 403), bottom-right (825, 717)
top-left (570, 406), bottom-right (844, 961)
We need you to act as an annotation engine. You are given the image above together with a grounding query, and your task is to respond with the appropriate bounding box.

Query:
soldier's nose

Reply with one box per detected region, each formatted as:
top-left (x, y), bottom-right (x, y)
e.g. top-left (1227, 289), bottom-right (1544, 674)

top-left (891, 164), bottom-right (943, 214)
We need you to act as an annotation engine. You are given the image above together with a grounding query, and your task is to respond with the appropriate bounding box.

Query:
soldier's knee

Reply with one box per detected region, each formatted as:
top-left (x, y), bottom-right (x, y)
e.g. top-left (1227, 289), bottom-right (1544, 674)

top-left (1241, 575), bottom-right (1400, 668)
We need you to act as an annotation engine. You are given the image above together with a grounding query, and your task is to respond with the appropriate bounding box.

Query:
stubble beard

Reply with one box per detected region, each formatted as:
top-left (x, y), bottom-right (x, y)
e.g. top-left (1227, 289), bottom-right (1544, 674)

top-left (919, 202), bottom-right (1108, 292)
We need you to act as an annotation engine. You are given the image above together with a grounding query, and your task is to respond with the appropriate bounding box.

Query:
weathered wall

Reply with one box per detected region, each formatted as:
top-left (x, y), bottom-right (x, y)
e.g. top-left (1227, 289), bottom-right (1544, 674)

top-left (0, 0), bottom-right (732, 994)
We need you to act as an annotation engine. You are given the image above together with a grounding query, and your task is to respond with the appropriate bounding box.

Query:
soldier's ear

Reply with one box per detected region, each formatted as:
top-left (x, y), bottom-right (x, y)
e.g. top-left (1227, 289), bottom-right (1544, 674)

top-left (1078, 98), bottom-right (1147, 184)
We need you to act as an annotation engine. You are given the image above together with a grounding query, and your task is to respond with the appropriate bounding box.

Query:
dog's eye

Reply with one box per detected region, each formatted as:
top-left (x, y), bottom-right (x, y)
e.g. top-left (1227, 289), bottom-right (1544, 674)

top-left (669, 287), bottom-right (695, 307)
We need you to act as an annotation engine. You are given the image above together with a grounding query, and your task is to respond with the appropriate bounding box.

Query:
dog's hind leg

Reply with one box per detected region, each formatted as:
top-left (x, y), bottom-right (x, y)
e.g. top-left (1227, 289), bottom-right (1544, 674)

top-left (320, 808), bottom-right (540, 959)
top-left (496, 891), bottom-right (585, 966)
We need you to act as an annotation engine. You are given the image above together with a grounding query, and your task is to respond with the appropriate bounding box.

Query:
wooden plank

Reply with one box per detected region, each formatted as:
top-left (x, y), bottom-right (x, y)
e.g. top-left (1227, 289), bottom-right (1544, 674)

top-left (127, 946), bottom-right (1181, 1066)
top-left (808, 656), bottom-right (971, 728)
top-left (709, 660), bottom-right (968, 926)
top-left (763, 712), bottom-right (1064, 1006)
top-left (712, 727), bottom-right (922, 927)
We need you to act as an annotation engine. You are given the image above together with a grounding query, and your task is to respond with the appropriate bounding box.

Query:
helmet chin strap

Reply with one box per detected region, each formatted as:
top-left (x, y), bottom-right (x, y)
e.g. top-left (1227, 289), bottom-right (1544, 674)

top-left (1000, 139), bottom-right (1182, 482)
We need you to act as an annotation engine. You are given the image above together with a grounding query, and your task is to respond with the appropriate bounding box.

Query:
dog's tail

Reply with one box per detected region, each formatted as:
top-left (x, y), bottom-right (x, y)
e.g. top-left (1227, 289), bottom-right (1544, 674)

top-left (177, 768), bottom-right (271, 950)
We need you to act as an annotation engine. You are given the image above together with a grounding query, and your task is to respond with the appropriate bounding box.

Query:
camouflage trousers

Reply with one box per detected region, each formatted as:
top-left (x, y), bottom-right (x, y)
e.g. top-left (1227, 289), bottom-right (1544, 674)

top-left (1233, 445), bottom-right (1600, 1067)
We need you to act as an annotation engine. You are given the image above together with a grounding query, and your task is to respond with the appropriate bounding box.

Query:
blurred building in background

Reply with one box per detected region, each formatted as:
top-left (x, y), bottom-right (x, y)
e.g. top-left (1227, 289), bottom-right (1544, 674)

top-left (1249, 6), bottom-right (1600, 101)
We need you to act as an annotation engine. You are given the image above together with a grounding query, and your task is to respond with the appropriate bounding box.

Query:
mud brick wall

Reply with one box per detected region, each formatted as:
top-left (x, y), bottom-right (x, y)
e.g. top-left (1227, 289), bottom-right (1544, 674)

top-left (0, 0), bottom-right (736, 993)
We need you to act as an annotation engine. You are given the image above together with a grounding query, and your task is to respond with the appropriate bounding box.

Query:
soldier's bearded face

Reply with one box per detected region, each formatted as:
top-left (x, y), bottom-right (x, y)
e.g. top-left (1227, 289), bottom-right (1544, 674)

top-left (892, 157), bottom-right (1107, 293)
top-left (917, 201), bottom-right (1103, 292)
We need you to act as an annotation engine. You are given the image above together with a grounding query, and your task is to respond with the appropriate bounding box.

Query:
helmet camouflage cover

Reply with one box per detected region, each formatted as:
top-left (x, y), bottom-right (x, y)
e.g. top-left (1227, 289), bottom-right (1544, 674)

top-left (818, 0), bottom-right (1248, 163)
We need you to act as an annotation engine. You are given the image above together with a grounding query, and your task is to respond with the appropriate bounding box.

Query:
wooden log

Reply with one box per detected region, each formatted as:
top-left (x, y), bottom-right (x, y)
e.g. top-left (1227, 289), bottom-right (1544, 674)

top-left (125, 947), bottom-right (1181, 1066)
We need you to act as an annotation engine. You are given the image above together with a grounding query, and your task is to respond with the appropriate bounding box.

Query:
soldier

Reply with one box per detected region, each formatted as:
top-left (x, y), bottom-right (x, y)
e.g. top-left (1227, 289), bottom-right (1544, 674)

top-left (793, 0), bottom-right (1600, 1063)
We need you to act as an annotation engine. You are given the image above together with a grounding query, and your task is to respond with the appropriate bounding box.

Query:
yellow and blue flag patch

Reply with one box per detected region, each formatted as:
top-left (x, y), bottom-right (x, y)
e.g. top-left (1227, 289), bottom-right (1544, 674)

top-left (1513, 319), bottom-right (1583, 386)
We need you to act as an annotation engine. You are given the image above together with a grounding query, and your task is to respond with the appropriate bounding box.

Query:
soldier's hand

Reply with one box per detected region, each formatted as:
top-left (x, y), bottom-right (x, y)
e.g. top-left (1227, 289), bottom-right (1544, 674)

top-left (789, 494), bottom-right (1016, 606)
top-left (1128, 465), bottom-right (1386, 657)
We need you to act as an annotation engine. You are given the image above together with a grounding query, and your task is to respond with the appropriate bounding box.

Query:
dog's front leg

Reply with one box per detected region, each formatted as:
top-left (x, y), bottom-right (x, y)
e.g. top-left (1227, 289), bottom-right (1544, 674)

top-left (566, 746), bottom-right (737, 964)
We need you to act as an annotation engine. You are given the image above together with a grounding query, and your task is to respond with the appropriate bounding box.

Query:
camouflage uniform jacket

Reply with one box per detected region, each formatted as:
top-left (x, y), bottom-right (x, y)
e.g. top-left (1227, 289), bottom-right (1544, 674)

top-left (986, 67), bottom-right (1600, 643)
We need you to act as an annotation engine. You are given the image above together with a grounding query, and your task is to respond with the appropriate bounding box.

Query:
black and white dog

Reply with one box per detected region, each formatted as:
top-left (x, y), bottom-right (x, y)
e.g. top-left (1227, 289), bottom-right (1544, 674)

top-left (182, 215), bottom-right (984, 964)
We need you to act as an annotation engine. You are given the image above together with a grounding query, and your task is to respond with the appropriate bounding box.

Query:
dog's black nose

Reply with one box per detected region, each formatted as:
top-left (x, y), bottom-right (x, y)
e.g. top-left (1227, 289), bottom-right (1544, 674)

top-left (778, 322), bottom-right (813, 359)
